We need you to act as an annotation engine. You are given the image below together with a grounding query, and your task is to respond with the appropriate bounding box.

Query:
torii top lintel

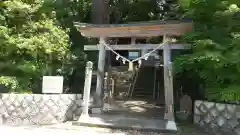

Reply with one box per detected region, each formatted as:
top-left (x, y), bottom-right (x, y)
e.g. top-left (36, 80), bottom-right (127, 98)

top-left (74, 20), bottom-right (192, 38)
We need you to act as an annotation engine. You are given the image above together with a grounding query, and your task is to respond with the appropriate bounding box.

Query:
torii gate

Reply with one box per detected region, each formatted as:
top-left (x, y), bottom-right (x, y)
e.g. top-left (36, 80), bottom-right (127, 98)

top-left (74, 20), bottom-right (192, 130)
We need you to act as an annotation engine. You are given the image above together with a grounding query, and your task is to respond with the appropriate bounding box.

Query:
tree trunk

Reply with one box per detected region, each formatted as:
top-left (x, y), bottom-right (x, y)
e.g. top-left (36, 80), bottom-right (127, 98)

top-left (92, 0), bottom-right (109, 24)
top-left (92, 0), bottom-right (110, 107)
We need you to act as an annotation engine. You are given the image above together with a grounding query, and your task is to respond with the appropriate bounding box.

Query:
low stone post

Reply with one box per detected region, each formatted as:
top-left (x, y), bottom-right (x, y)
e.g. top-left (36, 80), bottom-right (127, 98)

top-left (78, 61), bottom-right (93, 121)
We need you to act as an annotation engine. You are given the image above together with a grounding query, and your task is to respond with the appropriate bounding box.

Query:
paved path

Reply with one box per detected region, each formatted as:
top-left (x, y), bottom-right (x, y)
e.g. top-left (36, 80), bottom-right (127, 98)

top-left (0, 122), bottom-right (207, 135)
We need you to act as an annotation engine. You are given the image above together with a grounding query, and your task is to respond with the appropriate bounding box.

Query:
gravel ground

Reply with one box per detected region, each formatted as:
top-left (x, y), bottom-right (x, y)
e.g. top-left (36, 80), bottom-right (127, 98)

top-left (0, 123), bottom-right (208, 135)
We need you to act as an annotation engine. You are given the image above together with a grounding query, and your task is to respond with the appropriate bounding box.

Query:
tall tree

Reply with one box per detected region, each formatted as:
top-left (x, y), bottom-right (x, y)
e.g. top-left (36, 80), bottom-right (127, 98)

top-left (174, 0), bottom-right (240, 101)
top-left (0, 0), bottom-right (70, 92)
top-left (92, 0), bottom-right (109, 24)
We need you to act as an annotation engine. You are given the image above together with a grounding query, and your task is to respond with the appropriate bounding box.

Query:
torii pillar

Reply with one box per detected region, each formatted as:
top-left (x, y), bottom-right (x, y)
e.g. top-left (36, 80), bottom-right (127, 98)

top-left (95, 37), bottom-right (106, 107)
top-left (163, 35), bottom-right (177, 130)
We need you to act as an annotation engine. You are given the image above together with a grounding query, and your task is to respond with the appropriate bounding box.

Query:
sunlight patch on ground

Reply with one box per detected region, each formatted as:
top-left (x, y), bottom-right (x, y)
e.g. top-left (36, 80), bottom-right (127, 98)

top-left (129, 106), bottom-right (147, 112)
top-left (123, 101), bottom-right (147, 106)
top-left (122, 100), bottom-right (163, 109)
top-left (123, 101), bottom-right (147, 112)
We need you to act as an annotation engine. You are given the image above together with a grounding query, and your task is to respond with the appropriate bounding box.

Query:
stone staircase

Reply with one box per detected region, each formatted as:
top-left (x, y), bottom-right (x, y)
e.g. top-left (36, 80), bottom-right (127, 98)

top-left (102, 63), bottom-right (165, 119)
top-left (111, 66), bottom-right (134, 99)
top-left (110, 60), bottom-right (159, 100)
top-left (90, 55), bottom-right (164, 106)
top-left (130, 66), bottom-right (156, 99)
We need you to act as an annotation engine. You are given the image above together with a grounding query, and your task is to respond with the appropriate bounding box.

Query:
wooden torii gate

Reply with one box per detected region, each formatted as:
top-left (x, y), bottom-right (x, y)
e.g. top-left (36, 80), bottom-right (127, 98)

top-left (74, 20), bottom-right (192, 130)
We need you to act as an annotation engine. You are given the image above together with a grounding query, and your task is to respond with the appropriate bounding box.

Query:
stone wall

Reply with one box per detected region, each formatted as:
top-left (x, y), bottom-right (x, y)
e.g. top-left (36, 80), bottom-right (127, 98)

top-left (194, 100), bottom-right (240, 135)
top-left (0, 94), bottom-right (83, 125)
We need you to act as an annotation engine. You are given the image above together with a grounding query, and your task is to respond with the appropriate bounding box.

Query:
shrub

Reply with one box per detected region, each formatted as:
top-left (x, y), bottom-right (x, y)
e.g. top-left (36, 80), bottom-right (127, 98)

top-left (205, 85), bottom-right (240, 103)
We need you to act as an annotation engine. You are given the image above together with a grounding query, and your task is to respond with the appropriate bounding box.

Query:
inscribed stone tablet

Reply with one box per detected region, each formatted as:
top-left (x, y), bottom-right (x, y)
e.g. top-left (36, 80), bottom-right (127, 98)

top-left (42, 76), bottom-right (63, 93)
top-left (177, 95), bottom-right (193, 120)
top-left (180, 95), bottom-right (192, 113)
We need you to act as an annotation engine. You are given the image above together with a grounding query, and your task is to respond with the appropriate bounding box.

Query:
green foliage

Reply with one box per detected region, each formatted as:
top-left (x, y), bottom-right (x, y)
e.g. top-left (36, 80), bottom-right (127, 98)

top-left (0, 0), bottom-right (94, 93)
top-left (0, 0), bottom-right (70, 92)
top-left (109, 0), bottom-right (179, 23)
top-left (1, 0), bottom-right (238, 98)
top-left (206, 86), bottom-right (240, 102)
top-left (174, 0), bottom-right (240, 102)
top-left (0, 76), bottom-right (18, 91)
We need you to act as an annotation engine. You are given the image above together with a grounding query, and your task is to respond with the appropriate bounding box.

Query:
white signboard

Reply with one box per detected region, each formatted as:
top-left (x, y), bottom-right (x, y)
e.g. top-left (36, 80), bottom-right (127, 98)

top-left (42, 76), bottom-right (63, 93)
top-left (128, 51), bottom-right (139, 60)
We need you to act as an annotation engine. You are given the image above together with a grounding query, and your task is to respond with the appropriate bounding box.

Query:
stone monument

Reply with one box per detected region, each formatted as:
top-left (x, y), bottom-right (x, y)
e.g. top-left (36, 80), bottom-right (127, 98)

top-left (177, 94), bottom-right (192, 121)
